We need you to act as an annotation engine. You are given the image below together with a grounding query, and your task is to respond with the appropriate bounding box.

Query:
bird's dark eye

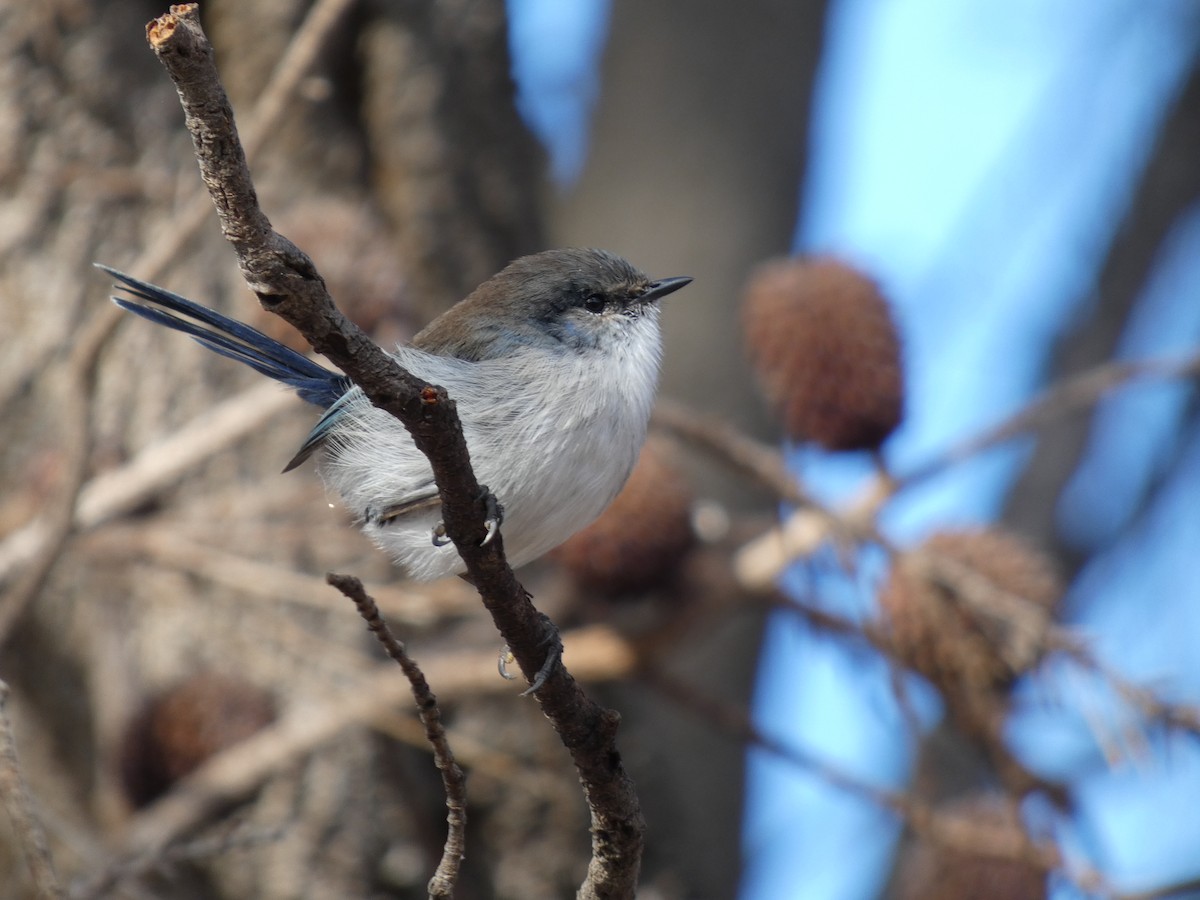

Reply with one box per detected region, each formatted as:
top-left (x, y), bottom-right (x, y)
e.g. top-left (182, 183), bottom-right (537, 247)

top-left (583, 294), bottom-right (606, 314)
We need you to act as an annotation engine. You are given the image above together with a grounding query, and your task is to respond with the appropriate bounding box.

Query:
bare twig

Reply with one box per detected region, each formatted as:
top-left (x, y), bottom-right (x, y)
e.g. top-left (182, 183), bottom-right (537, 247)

top-left (642, 666), bottom-right (907, 811)
top-left (733, 475), bottom-right (895, 589)
top-left (1051, 633), bottom-right (1200, 738)
top-left (0, 681), bottom-right (62, 898)
top-left (650, 399), bottom-right (895, 585)
top-left (146, 7), bottom-right (644, 895)
top-left (232, 0), bottom-right (359, 160)
top-left (651, 399), bottom-right (808, 504)
top-left (651, 398), bottom-right (892, 547)
top-left (77, 383), bottom-right (297, 530)
top-left (327, 573), bottom-right (465, 899)
top-left (132, 0), bottom-right (358, 284)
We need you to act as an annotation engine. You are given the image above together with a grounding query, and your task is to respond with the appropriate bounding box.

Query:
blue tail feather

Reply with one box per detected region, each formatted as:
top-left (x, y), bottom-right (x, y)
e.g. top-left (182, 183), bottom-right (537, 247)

top-left (98, 264), bottom-right (349, 409)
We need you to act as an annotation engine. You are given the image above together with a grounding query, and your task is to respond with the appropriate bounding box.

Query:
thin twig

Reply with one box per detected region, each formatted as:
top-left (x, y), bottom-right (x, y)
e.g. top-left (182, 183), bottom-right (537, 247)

top-left (1051, 633), bottom-right (1200, 737)
top-left (78, 383), bottom-right (297, 530)
top-left (651, 399), bottom-right (808, 504)
top-left (642, 666), bottom-right (908, 811)
top-left (733, 475), bottom-right (896, 589)
top-left (0, 680), bottom-right (63, 898)
top-left (146, 8), bottom-right (644, 896)
top-left (133, 0), bottom-right (358, 284)
top-left (650, 399), bottom-right (896, 585)
top-left (327, 573), bottom-right (465, 899)
top-left (234, 0), bottom-right (358, 159)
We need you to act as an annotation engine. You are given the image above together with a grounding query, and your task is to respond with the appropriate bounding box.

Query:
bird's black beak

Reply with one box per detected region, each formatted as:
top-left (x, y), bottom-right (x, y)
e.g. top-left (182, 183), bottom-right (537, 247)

top-left (641, 276), bottom-right (692, 302)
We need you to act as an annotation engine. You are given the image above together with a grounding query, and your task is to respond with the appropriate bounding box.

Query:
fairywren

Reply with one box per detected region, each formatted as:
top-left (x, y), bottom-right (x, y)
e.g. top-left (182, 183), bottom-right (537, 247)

top-left (101, 249), bottom-right (691, 580)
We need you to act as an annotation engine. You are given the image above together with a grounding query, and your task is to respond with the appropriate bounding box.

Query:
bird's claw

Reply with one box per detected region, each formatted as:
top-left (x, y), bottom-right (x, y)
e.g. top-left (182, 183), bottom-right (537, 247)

top-left (430, 488), bottom-right (503, 548)
top-left (522, 644), bottom-right (561, 696)
top-left (479, 486), bottom-right (503, 547)
top-left (431, 522), bottom-right (452, 547)
top-left (498, 646), bottom-right (517, 680)
top-left (481, 517), bottom-right (500, 546)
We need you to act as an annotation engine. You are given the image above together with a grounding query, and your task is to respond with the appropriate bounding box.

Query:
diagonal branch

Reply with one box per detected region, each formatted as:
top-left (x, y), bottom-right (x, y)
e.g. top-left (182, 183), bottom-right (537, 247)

top-left (143, 6), bottom-right (643, 896)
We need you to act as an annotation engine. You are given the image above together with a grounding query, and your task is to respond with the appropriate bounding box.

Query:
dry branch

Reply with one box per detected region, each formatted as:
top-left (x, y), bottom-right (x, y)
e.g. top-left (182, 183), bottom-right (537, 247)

top-left (327, 573), bottom-right (466, 898)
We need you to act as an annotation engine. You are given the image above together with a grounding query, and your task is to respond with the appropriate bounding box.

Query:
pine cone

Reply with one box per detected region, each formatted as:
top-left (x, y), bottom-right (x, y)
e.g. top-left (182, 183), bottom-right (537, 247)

top-left (119, 672), bottom-right (276, 808)
top-left (742, 256), bottom-right (903, 451)
top-left (880, 527), bottom-right (1062, 693)
top-left (555, 439), bottom-right (695, 595)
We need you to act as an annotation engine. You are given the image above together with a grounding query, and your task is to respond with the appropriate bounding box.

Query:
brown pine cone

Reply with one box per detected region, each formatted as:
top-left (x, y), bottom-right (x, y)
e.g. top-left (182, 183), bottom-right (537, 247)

top-left (880, 527), bottom-right (1062, 694)
top-left (119, 672), bottom-right (276, 808)
top-left (742, 256), bottom-right (904, 451)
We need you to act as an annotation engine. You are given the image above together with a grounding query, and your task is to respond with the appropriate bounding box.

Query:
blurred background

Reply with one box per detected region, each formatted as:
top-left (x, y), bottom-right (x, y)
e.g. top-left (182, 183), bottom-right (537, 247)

top-left (1, 0), bottom-right (1199, 898)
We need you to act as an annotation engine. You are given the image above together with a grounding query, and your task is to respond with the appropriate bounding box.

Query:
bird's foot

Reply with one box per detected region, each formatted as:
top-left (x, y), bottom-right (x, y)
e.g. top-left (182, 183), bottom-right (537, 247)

top-left (430, 486), bottom-right (504, 548)
top-left (497, 614), bottom-right (563, 697)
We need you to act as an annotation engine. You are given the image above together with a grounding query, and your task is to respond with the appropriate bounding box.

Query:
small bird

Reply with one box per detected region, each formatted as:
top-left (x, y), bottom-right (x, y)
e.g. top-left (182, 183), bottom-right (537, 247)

top-left (101, 249), bottom-right (691, 581)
